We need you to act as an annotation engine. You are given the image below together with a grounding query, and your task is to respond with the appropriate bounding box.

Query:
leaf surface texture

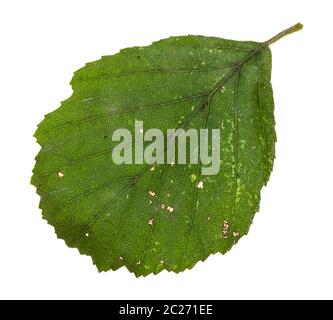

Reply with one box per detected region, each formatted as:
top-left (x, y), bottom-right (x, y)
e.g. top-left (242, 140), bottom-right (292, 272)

top-left (32, 35), bottom-right (277, 276)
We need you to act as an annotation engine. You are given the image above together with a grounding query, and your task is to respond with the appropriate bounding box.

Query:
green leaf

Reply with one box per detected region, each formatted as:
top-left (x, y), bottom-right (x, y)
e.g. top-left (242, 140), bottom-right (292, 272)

top-left (32, 23), bottom-right (302, 276)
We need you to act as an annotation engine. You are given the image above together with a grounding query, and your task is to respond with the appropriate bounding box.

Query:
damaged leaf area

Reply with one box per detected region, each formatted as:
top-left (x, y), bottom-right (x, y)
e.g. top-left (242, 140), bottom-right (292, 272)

top-left (32, 24), bottom-right (302, 276)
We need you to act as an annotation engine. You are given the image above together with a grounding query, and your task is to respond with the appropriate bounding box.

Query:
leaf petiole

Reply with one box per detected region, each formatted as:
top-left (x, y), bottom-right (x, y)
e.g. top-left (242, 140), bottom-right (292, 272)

top-left (265, 22), bottom-right (303, 46)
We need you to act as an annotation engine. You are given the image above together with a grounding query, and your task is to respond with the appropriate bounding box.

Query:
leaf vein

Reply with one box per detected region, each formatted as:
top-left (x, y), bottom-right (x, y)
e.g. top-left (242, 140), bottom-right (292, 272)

top-left (74, 64), bottom-right (236, 82)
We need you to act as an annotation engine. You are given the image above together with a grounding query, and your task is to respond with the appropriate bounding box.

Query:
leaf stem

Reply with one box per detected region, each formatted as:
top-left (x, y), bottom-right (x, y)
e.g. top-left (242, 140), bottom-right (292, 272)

top-left (265, 23), bottom-right (303, 46)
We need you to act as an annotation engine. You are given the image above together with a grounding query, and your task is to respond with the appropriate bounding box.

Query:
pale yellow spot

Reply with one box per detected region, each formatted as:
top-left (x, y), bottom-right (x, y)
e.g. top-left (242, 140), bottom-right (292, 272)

top-left (197, 181), bottom-right (204, 189)
top-left (191, 174), bottom-right (197, 182)
top-left (222, 220), bottom-right (229, 238)
top-left (167, 206), bottom-right (174, 213)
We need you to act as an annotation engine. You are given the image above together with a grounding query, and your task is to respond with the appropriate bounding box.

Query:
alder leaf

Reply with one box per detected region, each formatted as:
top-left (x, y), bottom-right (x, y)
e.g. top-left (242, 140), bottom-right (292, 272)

top-left (32, 23), bottom-right (302, 276)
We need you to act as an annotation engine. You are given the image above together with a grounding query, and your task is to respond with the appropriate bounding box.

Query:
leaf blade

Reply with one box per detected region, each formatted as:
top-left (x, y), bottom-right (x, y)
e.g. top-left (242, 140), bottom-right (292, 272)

top-left (32, 30), bottom-right (291, 276)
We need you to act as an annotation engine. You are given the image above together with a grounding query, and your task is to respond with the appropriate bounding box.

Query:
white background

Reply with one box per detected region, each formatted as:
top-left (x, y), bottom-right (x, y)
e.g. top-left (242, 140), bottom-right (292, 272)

top-left (1, 0), bottom-right (332, 300)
